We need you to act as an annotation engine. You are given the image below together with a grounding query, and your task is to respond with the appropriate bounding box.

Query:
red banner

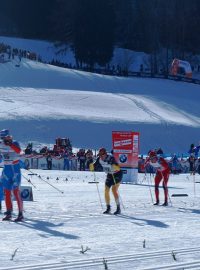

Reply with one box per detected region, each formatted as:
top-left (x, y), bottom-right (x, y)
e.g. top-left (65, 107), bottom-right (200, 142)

top-left (112, 131), bottom-right (139, 168)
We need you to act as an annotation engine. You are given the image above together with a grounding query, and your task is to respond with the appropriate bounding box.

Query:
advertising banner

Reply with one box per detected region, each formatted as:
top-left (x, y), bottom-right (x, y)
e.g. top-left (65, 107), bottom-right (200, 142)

top-left (112, 131), bottom-right (139, 183)
top-left (12, 186), bottom-right (33, 201)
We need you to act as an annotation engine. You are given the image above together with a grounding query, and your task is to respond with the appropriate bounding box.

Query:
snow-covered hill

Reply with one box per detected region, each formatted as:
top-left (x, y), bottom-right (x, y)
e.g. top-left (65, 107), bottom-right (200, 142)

top-left (0, 37), bottom-right (200, 154)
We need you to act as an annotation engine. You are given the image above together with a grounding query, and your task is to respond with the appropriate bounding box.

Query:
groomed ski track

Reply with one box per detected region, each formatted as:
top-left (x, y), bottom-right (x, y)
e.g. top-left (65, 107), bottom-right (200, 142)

top-left (0, 247), bottom-right (200, 270)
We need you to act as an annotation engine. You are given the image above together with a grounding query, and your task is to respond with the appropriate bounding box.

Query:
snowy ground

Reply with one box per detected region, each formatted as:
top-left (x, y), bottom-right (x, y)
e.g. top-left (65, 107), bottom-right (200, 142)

top-left (0, 169), bottom-right (200, 270)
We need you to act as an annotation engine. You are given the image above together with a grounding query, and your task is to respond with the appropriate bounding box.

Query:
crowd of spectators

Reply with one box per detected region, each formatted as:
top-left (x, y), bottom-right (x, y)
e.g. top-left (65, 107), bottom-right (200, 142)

top-left (23, 139), bottom-right (95, 171)
top-left (0, 41), bottom-right (131, 77)
top-left (1, 41), bottom-right (200, 80)
top-left (23, 141), bottom-right (200, 174)
top-left (0, 42), bottom-right (42, 63)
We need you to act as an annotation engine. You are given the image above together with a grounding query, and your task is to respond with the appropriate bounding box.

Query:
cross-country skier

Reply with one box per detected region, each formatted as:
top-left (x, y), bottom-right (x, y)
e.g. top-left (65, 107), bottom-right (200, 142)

top-left (0, 129), bottom-right (24, 221)
top-left (188, 143), bottom-right (200, 174)
top-left (0, 181), bottom-right (3, 211)
top-left (90, 148), bottom-right (123, 215)
top-left (0, 153), bottom-right (4, 211)
top-left (145, 150), bottom-right (171, 206)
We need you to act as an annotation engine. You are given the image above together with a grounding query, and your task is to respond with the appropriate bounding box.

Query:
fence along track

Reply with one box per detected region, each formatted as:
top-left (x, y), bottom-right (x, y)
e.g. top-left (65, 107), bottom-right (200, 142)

top-left (128, 71), bottom-right (200, 85)
top-left (0, 246), bottom-right (200, 270)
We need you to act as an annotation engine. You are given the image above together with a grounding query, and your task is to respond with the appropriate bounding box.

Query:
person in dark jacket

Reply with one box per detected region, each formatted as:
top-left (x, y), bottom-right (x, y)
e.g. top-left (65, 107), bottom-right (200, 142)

top-left (90, 148), bottom-right (123, 215)
top-left (46, 154), bottom-right (52, 170)
top-left (85, 149), bottom-right (93, 170)
top-left (77, 149), bottom-right (86, 171)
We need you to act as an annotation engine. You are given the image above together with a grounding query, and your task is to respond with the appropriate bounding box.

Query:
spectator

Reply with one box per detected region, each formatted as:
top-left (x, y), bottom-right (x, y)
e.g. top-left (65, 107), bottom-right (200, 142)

top-left (40, 146), bottom-right (48, 155)
top-left (197, 158), bottom-right (200, 175)
top-left (85, 149), bottom-right (93, 170)
top-left (63, 151), bottom-right (70, 170)
top-left (46, 154), bottom-right (52, 170)
top-left (157, 147), bottom-right (164, 156)
top-left (188, 143), bottom-right (200, 174)
top-left (138, 155), bottom-right (145, 173)
top-left (77, 149), bottom-right (86, 171)
top-left (24, 143), bottom-right (32, 154)
top-left (188, 155), bottom-right (196, 175)
top-left (71, 154), bottom-right (78, 171)
top-left (171, 154), bottom-right (180, 174)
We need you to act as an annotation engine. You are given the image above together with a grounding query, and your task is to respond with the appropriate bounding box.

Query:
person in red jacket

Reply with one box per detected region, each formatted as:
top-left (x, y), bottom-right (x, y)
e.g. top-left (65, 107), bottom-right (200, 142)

top-left (145, 150), bottom-right (171, 206)
top-left (0, 129), bottom-right (23, 221)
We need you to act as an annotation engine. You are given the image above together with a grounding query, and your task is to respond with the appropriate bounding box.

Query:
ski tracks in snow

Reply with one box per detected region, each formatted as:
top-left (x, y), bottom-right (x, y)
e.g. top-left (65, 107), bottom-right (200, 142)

top-left (0, 246), bottom-right (200, 269)
top-left (118, 93), bottom-right (168, 125)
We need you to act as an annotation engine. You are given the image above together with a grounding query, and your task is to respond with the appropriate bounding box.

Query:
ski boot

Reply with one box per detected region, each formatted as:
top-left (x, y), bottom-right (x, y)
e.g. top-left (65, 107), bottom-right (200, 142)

top-left (2, 210), bottom-right (12, 221)
top-left (162, 201), bottom-right (168, 206)
top-left (114, 205), bottom-right (121, 215)
top-left (4, 209), bottom-right (13, 215)
top-left (103, 205), bottom-right (111, 214)
top-left (4, 206), bottom-right (13, 215)
top-left (153, 200), bottom-right (159, 206)
top-left (14, 212), bottom-right (24, 222)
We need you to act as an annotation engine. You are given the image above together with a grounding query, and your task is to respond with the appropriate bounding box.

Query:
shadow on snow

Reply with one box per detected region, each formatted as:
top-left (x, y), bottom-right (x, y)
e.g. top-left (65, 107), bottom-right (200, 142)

top-left (16, 218), bottom-right (79, 240)
top-left (117, 214), bottom-right (169, 228)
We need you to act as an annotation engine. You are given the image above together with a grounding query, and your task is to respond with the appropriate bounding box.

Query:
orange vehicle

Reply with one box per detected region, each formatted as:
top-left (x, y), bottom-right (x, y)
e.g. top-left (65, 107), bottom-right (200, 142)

top-left (170, 59), bottom-right (192, 78)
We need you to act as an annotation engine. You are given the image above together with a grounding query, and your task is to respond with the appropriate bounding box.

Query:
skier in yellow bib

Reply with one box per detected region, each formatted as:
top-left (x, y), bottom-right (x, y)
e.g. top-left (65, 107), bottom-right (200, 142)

top-left (90, 148), bottom-right (123, 215)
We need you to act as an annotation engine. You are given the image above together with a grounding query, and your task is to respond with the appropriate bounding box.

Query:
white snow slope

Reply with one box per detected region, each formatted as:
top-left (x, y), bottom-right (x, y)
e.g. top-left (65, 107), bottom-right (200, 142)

top-left (0, 170), bottom-right (200, 270)
top-left (0, 37), bottom-right (200, 154)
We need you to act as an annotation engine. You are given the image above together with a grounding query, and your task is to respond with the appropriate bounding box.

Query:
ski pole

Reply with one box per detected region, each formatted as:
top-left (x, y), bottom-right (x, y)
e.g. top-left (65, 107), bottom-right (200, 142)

top-left (168, 190), bottom-right (173, 206)
top-left (93, 172), bottom-right (103, 210)
top-left (141, 173), bottom-right (146, 184)
top-left (149, 172), bottom-right (153, 185)
top-left (112, 173), bottom-right (125, 210)
top-left (193, 159), bottom-right (197, 197)
top-left (22, 174), bottom-right (37, 189)
top-left (147, 172), bottom-right (154, 204)
top-left (193, 173), bottom-right (196, 197)
top-left (28, 169), bottom-right (64, 194)
top-left (166, 176), bottom-right (173, 207)
top-left (38, 174), bottom-right (64, 194)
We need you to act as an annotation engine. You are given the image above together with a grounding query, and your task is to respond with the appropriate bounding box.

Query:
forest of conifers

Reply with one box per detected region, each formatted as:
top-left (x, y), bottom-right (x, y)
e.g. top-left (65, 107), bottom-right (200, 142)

top-left (0, 0), bottom-right (200, 68)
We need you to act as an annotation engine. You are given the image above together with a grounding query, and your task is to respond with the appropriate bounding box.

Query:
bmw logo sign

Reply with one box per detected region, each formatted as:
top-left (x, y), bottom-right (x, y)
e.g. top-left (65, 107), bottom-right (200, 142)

top-left (21, 189), bottom-right (30, 199)
top-left (119, 154), bottom-right (127, 163)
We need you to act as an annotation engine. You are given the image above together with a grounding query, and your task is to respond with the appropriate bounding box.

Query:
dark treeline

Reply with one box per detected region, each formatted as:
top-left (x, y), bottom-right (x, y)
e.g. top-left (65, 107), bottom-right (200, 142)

top-left (0, 0), bottom-right (200, 70)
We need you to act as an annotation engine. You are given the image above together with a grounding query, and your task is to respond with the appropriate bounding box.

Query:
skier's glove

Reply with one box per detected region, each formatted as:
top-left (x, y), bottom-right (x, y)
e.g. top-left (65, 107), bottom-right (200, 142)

top-left (4, 139), bottom-right (12, 146)
top-left (89, 163), bottom-right (94, 171)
